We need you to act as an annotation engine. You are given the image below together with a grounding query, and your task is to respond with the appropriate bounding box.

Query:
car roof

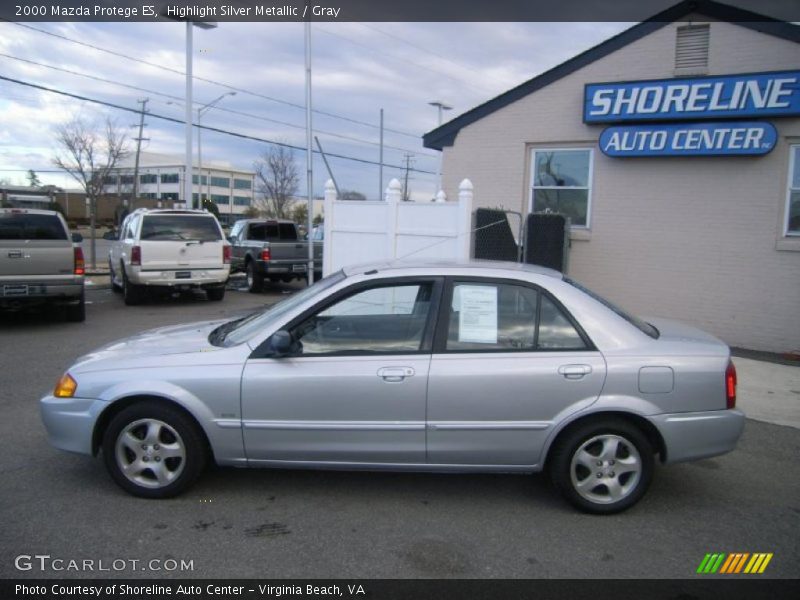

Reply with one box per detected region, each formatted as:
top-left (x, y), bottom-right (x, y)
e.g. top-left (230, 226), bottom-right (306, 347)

top-left (132, 209), bottom-right (215, 217)
top-left (341, 259), bottom-right (563, 279)
top-left (0, 208), bottom-right (63, 217)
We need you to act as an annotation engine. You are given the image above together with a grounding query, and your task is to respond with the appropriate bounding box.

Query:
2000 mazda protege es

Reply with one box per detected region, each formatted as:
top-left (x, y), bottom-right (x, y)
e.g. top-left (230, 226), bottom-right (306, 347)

top-left (41, 261), bottom-right (745, 513)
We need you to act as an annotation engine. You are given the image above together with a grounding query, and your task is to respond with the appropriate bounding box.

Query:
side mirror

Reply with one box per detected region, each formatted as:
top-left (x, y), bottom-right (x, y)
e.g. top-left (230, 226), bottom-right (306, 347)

top-left (227, 236), bottom-right (236, 244)
top-left (71, 233), bottom-right (83, 243)
top-left (269, 330), bottom-right (293, 356)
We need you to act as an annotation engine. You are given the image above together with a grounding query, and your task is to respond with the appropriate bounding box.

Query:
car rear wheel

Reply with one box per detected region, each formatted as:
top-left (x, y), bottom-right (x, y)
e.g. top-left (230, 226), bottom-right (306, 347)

top-left (64, 292), bottom-right (86, 322)
top-left (102, 402), bottom-right (207, 498)
top-left (549, 418), bottom-right (653, 514)
top-left (206, 286), bottom-right (226, 301)
top-left (246, 260), bottom-right (263, 293)
top-left (122, 266), bottom-right (145, 305)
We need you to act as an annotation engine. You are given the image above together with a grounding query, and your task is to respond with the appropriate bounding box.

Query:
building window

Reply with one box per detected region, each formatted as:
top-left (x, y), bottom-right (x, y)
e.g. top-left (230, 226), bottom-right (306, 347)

top-left (161, 173), bottom-right (179, 184)
top-left (530, 149), bottom-right (592, 228)
top-left (119, 174), bottom-right (135, 185)
top-left (211, 194), bottom-right (229, 205)
top-left (103, 175), bottom-right (117, 185)
top-left (193, 193), bottom-right (210, 203)
top-left (192, 175), bottom-right (208, 185)
top-left (787, 145), bottom-right (800, 236)
top-left (161, 192), bottom-right (179, 201)
top-left (210, 176), bottom-right (230, 188)
top-left (140, 174), bottom-right (157, 184)
top-left (233, 196), bottom-right (251, 206)
top-left (141, 192), bottom-right (158, 200)
top-left (234, 178), bottom-right (251, 190)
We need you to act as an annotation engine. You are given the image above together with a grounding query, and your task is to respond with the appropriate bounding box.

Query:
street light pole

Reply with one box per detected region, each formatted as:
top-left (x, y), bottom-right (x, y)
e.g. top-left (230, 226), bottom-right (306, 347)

top-left (305, 21), bottom-right (314, 285)
top-left (184, 21), bottom-right (193, 209)
top-left (428, 100), bottom-right (452, 193)
top-left (197, 92), bottom-right (236, 212)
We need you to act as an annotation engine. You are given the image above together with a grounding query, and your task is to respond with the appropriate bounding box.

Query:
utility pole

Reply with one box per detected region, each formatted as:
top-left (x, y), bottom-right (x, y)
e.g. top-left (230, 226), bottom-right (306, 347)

top-left (305, 21), bottom-right (315, 285)
top-left (402, 153), bottom-right (414, 202)
top-left (378, 108), bottom-right (383, 201)
top-left (131, 98), bottom-right (149, 209)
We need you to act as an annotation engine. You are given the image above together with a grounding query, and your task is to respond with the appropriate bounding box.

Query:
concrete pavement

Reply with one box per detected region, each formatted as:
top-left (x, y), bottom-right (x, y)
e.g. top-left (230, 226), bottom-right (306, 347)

top-left (733, 357), bottom-right (800, 430)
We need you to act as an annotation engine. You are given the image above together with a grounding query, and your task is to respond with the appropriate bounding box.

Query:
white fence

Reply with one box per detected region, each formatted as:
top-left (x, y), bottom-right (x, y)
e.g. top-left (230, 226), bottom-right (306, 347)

top-left (322, 178), bottom-right (475, 277)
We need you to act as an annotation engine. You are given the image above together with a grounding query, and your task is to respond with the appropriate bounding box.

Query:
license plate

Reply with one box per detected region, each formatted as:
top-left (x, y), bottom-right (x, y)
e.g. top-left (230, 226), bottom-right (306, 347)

top-left (292, 264), bottom-right (307, 273)
top-left (3, 284), bottom-right (28, 297)
top-left (175, 271), bottom-right (191, 279)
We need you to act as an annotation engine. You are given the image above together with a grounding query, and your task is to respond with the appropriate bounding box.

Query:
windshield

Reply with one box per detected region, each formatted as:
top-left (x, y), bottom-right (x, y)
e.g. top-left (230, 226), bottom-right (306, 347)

top-left (217, 270), bottom-right (347, 346)
top-left (141, 215), bottom-right (222, 242)
top-left (565, 277), bottom-right (660, 339)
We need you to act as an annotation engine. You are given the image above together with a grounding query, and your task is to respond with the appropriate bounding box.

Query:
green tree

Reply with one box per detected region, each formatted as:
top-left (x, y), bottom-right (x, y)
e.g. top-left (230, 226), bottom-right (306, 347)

top-left (291, 203), bottom-right (308, 225)
top-left (27, 169), bottom-right (42, 188)
top-left (202, 198), bottom-right (220, 219)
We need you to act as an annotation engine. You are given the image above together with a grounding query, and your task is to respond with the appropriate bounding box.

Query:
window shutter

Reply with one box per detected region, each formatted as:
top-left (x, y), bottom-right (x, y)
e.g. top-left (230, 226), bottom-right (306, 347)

top-left (675, 24), bottom-right (710, 70)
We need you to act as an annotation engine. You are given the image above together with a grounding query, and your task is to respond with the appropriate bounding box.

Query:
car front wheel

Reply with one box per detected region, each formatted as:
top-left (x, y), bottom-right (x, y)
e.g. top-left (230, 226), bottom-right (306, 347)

top-left (549, 418), bottom-right (653, 514)
top-left (102, 402), bottom-right (207, 498)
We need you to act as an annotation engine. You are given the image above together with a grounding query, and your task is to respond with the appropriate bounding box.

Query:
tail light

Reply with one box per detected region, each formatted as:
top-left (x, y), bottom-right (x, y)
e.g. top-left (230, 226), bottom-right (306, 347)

top-left (223, 245), bottom-right (232, 264)
top-left (725, 360), bottom-right (737, 409)
top-left (260, 248), bottom-right (271, 262)
top-left (73, 246), bottom-right (85, 275)
top-left (131, 245), bottom-right (141, 266)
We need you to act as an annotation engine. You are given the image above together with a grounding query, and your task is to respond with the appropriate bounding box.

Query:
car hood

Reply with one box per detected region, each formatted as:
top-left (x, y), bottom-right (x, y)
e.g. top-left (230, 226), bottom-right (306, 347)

top-left (71, 319), bottom-right (228, 371)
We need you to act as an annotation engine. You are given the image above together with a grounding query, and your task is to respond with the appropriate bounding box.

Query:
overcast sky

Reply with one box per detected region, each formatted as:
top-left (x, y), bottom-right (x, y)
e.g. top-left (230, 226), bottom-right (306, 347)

top-left (0, 21), bottom-right (632, 200)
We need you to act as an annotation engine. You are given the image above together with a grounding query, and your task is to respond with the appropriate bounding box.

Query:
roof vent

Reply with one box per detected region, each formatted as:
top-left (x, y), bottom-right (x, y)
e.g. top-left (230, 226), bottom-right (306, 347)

top-left (675, 24), bottom-right (710, 71)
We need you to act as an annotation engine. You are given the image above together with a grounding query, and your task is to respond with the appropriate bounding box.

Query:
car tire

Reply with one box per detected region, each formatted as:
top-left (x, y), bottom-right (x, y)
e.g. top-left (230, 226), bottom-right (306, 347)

top-left (102, 401), bottom-right (208, 499)
top-left (206, 286), bottom-right (226, 302)
top-left (109, 260), bottom-right (122, 293)
top-left (549, 418), bottom-right (653, 514)
top-left (122, 266), bottom-right (144, 306)
top-left (246, 260), bottom-right (263, 293)
top-left (64, 291), bottom-right (86, 322)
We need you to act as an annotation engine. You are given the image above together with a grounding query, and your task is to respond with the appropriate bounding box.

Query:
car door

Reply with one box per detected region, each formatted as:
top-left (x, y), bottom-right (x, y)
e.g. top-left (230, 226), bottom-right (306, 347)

top-left (241, 277), bottom-right (443, 464)
top-left (426, 278), bottom-right (606, 466)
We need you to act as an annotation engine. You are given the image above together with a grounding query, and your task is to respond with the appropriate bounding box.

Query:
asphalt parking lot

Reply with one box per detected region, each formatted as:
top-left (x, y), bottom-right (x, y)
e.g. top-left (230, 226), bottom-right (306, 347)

top-left (0, 283), bottom-right (798, 579)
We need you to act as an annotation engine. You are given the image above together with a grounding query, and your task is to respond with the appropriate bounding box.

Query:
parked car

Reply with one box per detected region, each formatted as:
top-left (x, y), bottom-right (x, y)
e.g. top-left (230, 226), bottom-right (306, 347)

top-left (0, 208), bottom-right (85, 321)
top-left (228, 218), bottom-right (322, 292)
top-left (108, 209), bottom-right (230, 305)
top-left (40, 261), bottom-right (744, 513)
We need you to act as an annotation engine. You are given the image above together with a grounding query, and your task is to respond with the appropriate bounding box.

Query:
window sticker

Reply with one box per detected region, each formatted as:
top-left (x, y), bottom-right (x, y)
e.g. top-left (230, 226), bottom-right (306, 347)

top-left (458, 285), bottom-right (498, 344)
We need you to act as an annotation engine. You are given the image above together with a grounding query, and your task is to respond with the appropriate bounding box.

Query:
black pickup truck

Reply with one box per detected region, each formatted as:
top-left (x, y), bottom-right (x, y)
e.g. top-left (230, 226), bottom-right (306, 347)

top-left (228, 219), bottom-right (322, 292)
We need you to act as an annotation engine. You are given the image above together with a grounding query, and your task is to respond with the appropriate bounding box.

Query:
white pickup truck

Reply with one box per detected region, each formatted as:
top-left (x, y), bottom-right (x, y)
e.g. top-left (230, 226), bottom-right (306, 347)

top-left (0, 208), bottom-right (85, 321)
top-left (108, 209), bottom-right (231, 305)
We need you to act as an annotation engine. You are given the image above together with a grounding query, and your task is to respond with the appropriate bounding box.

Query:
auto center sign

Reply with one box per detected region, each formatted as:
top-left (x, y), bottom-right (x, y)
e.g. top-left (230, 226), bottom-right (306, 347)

top-left (584, 70), bottom-right (799, 157)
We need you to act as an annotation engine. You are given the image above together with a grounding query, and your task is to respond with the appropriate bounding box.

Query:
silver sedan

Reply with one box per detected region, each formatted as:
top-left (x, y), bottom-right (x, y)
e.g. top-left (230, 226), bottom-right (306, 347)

top-left (40, 261), bottom-right (745, 513)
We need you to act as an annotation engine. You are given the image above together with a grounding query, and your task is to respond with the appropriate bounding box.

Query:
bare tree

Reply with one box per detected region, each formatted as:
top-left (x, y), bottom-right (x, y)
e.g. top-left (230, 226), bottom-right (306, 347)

top-left (53, 116), bottom-right (129, 268)
top-left (254, 145), bottom-right (298, 218)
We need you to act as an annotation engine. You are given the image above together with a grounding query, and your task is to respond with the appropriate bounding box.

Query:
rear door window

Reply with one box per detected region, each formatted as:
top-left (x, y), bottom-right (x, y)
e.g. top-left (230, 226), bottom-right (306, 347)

top-left (0, 213), bottom-right (67, 240)
top-left (140, 216), bottom-right (222, 242)
top-left (279, 223), bottom-right (298, 240)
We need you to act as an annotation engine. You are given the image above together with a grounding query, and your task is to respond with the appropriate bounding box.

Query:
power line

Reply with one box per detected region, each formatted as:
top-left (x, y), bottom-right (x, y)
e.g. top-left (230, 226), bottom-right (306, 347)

top-left (6, 20), bottom-right (424, 140)
top-left (0, 74), bottom-right (438, 176)
top-left (316, 25), bottom-right (496, 96)
top-left (0, 51), bottom-right (438, 158)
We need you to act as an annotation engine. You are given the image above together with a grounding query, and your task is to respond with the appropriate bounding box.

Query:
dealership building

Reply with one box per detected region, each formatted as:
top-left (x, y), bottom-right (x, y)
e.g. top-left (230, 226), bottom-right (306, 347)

top-left (424, 1), bottom-right (799, 353)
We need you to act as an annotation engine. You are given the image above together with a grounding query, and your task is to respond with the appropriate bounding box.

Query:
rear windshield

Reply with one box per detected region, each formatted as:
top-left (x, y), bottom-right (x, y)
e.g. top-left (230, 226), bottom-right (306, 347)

top-left (565, 277), bottom-right (660, 339)
top-left (140, 215), bottom-right (221, 242)
top-left (0, 213), bottom-right (67, 240)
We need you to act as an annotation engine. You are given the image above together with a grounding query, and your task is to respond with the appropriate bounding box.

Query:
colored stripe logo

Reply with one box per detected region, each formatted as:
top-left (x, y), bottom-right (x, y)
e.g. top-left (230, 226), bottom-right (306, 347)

top-left (697, 553), bottom-right (773, 574)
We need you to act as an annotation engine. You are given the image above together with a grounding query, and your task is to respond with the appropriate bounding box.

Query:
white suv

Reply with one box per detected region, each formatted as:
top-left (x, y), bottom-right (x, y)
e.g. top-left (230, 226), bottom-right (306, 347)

top-left (109, 209), bottom-right (231, 305)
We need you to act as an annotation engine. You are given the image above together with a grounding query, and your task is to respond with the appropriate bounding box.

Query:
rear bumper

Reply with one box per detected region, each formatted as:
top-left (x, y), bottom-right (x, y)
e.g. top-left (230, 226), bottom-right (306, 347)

top-left (256, 260), bottom-right (309, 277)
top-left (40, 395), bottom-right (108, 456)
top-left (0, 280), bottom-right (83, 305)
top-left (128, 267), bottom-right (230, 287)
top-left (648, 409), bottom-right (745, 464)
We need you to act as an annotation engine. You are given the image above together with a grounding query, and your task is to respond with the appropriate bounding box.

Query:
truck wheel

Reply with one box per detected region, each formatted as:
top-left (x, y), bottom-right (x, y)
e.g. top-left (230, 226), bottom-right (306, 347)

top-left (206, 286), bottom-right (226, 302)
top-left (65, 292), bottom-right (86, 322)
top-left (122, 266), bottom-right (145, 306)
top-left (246, 260), bottom-right (263, 293)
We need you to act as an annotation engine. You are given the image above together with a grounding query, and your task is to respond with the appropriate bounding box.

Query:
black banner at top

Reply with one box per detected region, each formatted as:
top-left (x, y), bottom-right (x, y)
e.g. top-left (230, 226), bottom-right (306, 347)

top-left (3, 0), bottom-right (800, 22)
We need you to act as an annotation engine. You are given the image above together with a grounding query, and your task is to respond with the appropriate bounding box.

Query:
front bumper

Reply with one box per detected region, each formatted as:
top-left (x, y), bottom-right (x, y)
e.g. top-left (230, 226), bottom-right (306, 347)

top-left (648, 409), bottom-right (745, 464)
top-left (40, 395), bottom-right (109, 456)
top-left (128, 268), bottom-right (230, 287)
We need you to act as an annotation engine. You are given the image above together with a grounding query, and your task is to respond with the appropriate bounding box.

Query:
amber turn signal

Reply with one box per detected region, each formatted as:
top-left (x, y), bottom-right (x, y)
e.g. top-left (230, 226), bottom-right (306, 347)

top-left (54, 373), bottom-right (77, 398)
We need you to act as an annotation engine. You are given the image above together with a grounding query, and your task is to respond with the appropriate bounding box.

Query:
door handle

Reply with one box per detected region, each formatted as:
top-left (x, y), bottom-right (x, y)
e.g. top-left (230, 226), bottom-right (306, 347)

top-left (558, 364), bottom-right (592, 380)
top-left (377, 367), bottom-right (414, 383)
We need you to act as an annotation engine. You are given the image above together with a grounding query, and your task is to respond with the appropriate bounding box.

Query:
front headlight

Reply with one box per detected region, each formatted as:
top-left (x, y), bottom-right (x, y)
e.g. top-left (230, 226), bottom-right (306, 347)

top-left (54, 373), bottom-right (77, 398)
